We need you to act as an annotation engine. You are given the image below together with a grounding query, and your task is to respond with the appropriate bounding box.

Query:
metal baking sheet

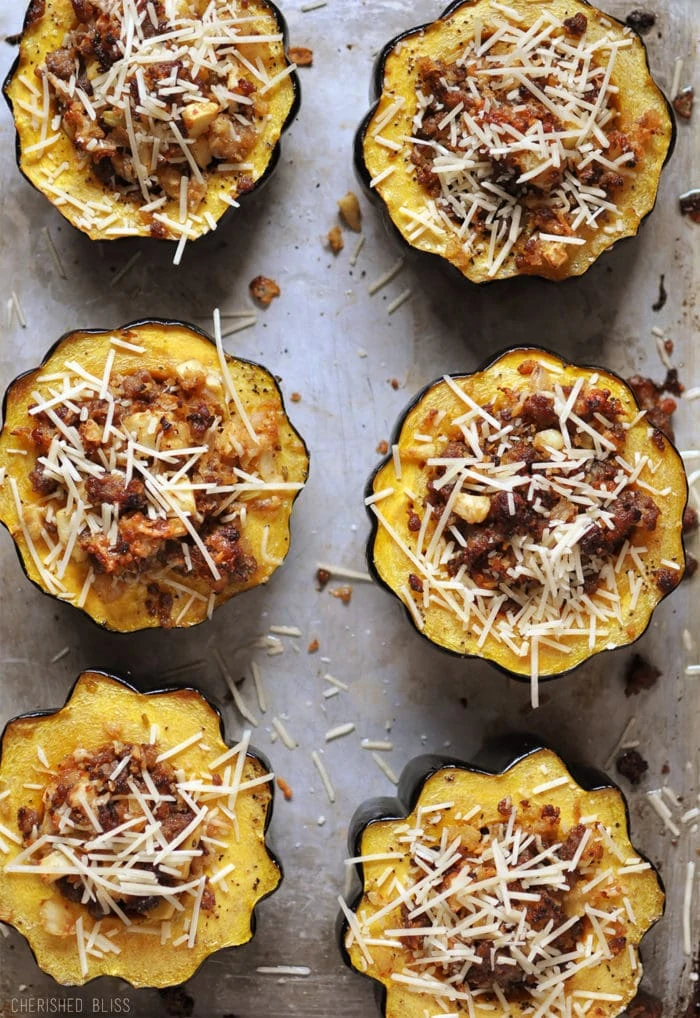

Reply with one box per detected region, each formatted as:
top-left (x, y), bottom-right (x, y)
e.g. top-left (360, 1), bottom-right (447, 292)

top-left (0, 0), bottom-right (697, 1015)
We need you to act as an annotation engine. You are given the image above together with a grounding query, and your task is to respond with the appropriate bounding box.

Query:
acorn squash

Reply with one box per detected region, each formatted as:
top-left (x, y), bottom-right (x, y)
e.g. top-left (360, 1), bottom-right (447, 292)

top-left (356, 0), bottom-right (674, 282)
top-left (0, 670), bottom-right (282, 987)
top-left (3, 0), bottom-right (299, 245)
top-left (366, 347), bottom-right (687, 696)
top-left (0, 318), bottom-right (309, 631)
top-left (340, 741), bottom-right (664, 1018)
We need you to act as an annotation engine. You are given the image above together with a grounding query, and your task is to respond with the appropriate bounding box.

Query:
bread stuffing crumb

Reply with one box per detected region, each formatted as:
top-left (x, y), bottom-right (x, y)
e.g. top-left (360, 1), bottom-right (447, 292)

top-left (327, 225), bottom-right (344, 254)
top-left (337, 191), bottom-right (362, 232)
top-left (289, 46), bottom-right (313, 66)
top-left (249, 275), bottom-right (281, 306)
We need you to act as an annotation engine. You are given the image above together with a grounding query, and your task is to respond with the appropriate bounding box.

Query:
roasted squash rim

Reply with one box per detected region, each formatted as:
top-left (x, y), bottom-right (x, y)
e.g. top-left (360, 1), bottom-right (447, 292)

top-left (338, 739), bottom-right (665, 1013)
top-left (365, 343), bottom-right (688, 682)
top-left (2, 0), bottom-right (301, 244)
top-left (354, 0), bottom-right (677, 286)
top-left (0, 317), bottom-right (310, 634)
top-left (0, 668), bottom-right (283, 989)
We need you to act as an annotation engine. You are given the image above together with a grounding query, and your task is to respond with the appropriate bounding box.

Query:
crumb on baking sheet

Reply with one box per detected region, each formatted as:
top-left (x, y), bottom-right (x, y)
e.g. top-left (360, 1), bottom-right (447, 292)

top-left (290, 392), bottom-right (302, 402)
top-left (276, 776), bottom-right (293, 800)
top-left (327, 225), bottom-right (344, 254)
top-left (683, 554), bottom-right (698, 581)
top-left (308, 638), bottom-right (319, 653)
top-left (158, 987), bottom-right (195, 1018)
top-left (337, 191), bottom-right (362, 232)
top-left (389, 378), bottom-right (399, 390)
top-left (627, 990), bottom-right (663, 1018)
top-left (624, 10), bottom-right (656, 34)
top-left (329, 585), bottom-right (352, 604)
top-left (616, 748), bottom-right (649, 785)
top-left (376, 439), bottom-right (389, 454)
top-left (624, 654), bottom-right (661, 697)
top-left (249, 275), bottom-right (281, 306)
top-left (651, 273), bottom-right (667, 311)
top-left (289, 46), bottom-right (313, 66)
top-left (316, 567), bottom-right (331, 590)
top-left (673, 86), bottom-right (695, 120)
top-left (680, 190), bottom-right (700, 222)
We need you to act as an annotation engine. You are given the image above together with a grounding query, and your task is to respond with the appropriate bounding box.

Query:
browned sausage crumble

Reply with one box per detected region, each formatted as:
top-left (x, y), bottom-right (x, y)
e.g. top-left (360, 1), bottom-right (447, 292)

top-left (673, 86), bottom-right (695, 121)
top-left (624, 654), bottom-right (661, 696)
top-left (626, 371), bottom-right (680, 440)
top-left (289, 46), bottom-right (313, 67)
top-left (616, 748), bottom-right (649, 784)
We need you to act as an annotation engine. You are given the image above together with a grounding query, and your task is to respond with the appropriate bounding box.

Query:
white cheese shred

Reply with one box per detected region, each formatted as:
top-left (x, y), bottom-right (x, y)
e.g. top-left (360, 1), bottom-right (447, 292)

top-left (311, 750), bottom-right (335, 803)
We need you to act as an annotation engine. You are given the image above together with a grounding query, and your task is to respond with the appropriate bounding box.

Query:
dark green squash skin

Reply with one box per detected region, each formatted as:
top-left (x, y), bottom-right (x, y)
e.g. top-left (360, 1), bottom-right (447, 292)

top-left (337, 736), bottom-right (665, 1014)
top-left (0, 317), bottom-right (310, 633)
top-left (0, 669), bottom-right (283, 990)
top-left (2, 0), bottom-right (301, 246)
top-left (364, 344), bottom-right (688, 683)
top-left (353, 0), bottom-right (677, 287)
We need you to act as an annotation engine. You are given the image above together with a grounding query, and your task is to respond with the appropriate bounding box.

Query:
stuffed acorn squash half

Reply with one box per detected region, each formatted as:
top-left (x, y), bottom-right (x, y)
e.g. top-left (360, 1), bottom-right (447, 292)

top-left (0, 318), bottom-right (309, 631)
top-left (366, 347), bottom-right (687, 701)
top-left (0, 670), bottom-right (282, 987)
top-left (339, 742), bottom-right (664, 1018)
top-left (3, 0), bottom-right (299, 248)
top-left (356, 0), bottom-right (674, 282)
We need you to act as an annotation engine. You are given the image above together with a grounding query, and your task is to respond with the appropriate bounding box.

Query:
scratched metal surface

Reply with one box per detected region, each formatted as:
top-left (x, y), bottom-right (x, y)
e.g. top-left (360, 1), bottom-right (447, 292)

top-left (0, 0), bottom-right (697, 1015)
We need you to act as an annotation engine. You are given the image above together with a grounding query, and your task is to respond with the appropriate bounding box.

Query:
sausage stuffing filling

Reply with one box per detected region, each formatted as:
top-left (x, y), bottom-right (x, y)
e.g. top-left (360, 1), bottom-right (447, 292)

top-left (424, 367), bottom-right (662, 598)
top-left (14, 741), bottom-right (223, 925)
top-left (363, 797), bottom-right (642, 1003)
top-left (12, 345), bottom-right (293, 624)
top-left (408, 8), bottom-right (665, 275)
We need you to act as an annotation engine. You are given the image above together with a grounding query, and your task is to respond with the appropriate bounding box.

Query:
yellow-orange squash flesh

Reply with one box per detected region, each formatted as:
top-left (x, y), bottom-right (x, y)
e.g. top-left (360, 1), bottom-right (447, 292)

top-left (360, 0), bottom-right (674, 282)
top-left (4, 0), bottom-right (298, 241)
top-left (0, 320), bottom-right (309, 632)
top-left (368, 347), bottom-right (687, 679)
top-left (345, 748), bottom-right (664, 1018)
top-left (0, 672), bottom-right (282, 987)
